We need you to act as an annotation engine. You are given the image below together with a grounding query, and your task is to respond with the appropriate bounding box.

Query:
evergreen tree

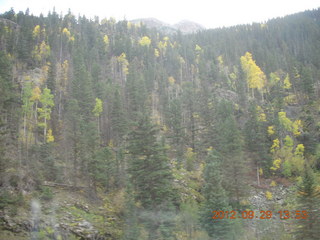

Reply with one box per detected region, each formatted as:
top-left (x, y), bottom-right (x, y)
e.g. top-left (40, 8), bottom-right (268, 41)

top-left (244, 102), bottom-right (271, 175)
top-left (127, 112), bottom-right (176, 239)
top-left (90, 146), bottom-right (117, 191)
top-left (127, 112), bottom-right (175, 209)
top-left (200, 150), bottom-right (231, 239)
top-left (111, 89), bottom-right (127, 144)
top-left (214, 101), bottom-right (247, 206)
top-left (300, 67), bottom-right (314, 101)
top-left (46, 58), bottom-right (56, 94)
top-left (122, 184), bottom-right (140, 240)
top-left (0, 51), bottom-right (15, 185)
top-left (295, 165), bottom-right (320, 239)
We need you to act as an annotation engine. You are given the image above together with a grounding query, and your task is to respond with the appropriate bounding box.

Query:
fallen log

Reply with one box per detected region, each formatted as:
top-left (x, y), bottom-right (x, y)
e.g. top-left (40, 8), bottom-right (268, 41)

top-left (43, 181), bottom-right (85, 190)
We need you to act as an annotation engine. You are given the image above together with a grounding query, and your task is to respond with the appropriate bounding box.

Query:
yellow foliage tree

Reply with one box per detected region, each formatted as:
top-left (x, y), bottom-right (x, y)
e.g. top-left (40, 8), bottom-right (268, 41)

top-left (32, 25), bottom-right (41, 39)
top-left (117, 53), bottom-right (129, 74)
top-left (103, 35), bottom-right (109, 49)
top-left (268, 126), bottom-right (275, 136)
top-left (30, 86), bottom-right (41, 102)
top-left (278, 111), bottom-right (293, 132)
top-left (154, 48), bottom-right (160, 57)
top-left (62, 27), bottom-right (74, 42)
top-left (270, 159), bottom-right (281, 171)
top-left (265, 191), bottom-right (273, 200)
top-left (195, 44), bottom-right (202, 52)
top-left (240, 52), bottom-right (266, 99)
top-left (256, 106), bottom-right (267, 122)
top-left (283, 73), bottom-right (292, 89)
top-left (270, 181), bottom-right (277, 187)
top-left (217, 55), bottom-right (224, 65)
top-left (293, 120), bottom-right (302, 136)
top-left (294, 144), bottom-right (305, 156)
top-left (139, 36), bottom-right (151, 47)
top-left (62, 27), bottom-right (71, 38)
top-left (168, 76), bottom-right (175, 85)
top-left (270, 138), bottom-right (280, 153)
top-left (284, 135), bottom-right (294, 147)
top-left (32, 41), bottom-right (50, 64)
top-left (46, 129), bottom-right (54, 143)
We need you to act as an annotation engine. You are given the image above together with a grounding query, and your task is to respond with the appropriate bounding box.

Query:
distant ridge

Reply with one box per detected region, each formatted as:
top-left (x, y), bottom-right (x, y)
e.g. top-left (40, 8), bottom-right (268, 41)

top-left (130, 18), bottom-right (205, 34)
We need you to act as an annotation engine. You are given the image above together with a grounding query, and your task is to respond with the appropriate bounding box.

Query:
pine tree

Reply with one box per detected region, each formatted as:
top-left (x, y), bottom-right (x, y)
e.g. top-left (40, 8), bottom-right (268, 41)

top-left (165, 98), bottom-right (184, 161)
top-left (300, 67), bottom-right (314, 101)
top-left (127, 112), bottom-right (175, 209)
top-left (214, 101), bottom-right (247, 206)
top-left (295, 165), bottom-right (320, 239)
top-left (122, 184), bottom-right (141, 240)
top-left (244, 102), bottom-right (271, 176)
top-left (200, 150), bottom-right (231, 239)
top-left (127, 112), bottom-right (176, 239)
top-left (46, 58), bottom-right (56, 94)
top-left (111, 89), bottom-right (127, 144)
top-left (89, 146), bottom-right (117, 191)
top-left (0, 51), bottom-right (15, 185)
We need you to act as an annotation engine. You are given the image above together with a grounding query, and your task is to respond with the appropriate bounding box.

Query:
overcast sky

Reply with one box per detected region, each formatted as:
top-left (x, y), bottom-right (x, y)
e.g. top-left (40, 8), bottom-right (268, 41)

top-left (1, 0), bottom-right (319, 28)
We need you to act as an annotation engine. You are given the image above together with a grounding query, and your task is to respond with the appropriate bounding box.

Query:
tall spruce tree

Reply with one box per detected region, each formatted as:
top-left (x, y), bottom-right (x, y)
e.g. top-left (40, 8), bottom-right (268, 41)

top-left (295, 165), bottom-right (320, 239)
top-left (244, 102), bottom-right (271, 174)
top-left (200, 150), bottom-right (231, 239)
top-left (214, 100), bottom-right (247, 206)
top-left (111, 89), bottom-right (127, 144)
top-left (127, 112), bottom-right (175, 209)
top-left (127, 111), bottom-right (176, 239)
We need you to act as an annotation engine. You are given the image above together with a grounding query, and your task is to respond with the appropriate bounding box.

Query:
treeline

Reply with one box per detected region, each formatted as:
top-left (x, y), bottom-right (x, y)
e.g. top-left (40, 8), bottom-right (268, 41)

top-left (0, 7), bottom-right (320, 239)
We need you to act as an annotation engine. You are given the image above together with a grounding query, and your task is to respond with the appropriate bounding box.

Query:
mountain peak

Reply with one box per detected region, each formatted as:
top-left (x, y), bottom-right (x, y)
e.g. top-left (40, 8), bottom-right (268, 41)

top-left (173, 20), bottom-right (205, 33)
top-left (130, 18), bottom-right (205, 34)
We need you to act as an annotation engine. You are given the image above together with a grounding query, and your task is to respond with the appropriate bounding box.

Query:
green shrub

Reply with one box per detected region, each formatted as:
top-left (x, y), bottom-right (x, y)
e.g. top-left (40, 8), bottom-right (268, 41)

top-left (40, 186), bottom-right (54, 201)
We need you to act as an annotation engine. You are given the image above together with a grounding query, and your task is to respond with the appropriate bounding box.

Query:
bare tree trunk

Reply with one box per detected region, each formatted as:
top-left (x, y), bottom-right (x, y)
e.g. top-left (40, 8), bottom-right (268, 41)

top-left (257, 165), bottom-right (260, 186)
top-left (44, 117), bottom-right (47, 142)
top-left (58, 90), bottom-right (62, 121)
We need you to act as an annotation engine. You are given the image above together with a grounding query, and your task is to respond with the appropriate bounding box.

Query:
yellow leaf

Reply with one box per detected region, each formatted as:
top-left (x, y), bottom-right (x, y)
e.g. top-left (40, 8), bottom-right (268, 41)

top-left (46, 129), bottom-right (54, 143)
top-left (294, 144), bottom-right (304, 156)
top-left (270, 180), bottom-right (277, 187)
top-left (33, 25), bottom-right (41, 38)
top-left (139, 36), bottom-right (151, 47)
top-left (265, 191), bottom-right (273, 200)
top-left (270, 139), bottom-right (280, 153)
top-left (168, 76), bottom-right (175, 85)
top-left (154, 48), bottom-right (160, 57)
top-left (293, 120), bottom-right (302, 136)
top-left (283, 73), bottom-right (291, 89)
top-left (30, 86), bottom-right (41, 101)
top-left (195, 44), bottom-right (202, 52)
top-left (259, 168), bottom-right (263, 176)
top-left (268, 126), bottom-right (275, 136)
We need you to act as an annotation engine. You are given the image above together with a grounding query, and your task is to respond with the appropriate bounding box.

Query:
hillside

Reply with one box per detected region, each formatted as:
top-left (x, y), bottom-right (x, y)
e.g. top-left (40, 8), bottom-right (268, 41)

top-left (0, 7), bottom-right (320, 240)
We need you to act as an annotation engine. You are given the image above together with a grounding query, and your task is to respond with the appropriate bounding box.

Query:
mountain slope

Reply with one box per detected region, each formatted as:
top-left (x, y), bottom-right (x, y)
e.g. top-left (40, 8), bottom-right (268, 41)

top-left (0, 7), bottom-right (320, 240)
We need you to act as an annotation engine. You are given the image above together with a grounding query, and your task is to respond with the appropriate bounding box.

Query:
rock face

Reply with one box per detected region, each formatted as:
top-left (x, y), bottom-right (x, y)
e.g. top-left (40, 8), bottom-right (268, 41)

top-left (0, 197), bottom-right (116, 240)
top-left (130, 18), bottom-right (205, 34)
top-left (173, 20), bottom-right (205, 34)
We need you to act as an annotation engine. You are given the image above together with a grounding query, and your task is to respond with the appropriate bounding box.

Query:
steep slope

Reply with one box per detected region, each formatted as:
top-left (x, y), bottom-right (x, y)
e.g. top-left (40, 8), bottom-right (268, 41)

top-left (0, 7), bottom-right (320, 240)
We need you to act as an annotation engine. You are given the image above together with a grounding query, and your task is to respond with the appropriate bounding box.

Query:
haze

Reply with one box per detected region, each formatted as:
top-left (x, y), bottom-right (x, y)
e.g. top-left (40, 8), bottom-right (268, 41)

top-left (1, 0), bottom-right (319, 29)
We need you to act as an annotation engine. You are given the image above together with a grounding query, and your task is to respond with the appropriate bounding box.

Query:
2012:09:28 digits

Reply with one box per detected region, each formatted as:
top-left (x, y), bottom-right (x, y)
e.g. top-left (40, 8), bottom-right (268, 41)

top-left (212, 210), bottom-right (308, 219)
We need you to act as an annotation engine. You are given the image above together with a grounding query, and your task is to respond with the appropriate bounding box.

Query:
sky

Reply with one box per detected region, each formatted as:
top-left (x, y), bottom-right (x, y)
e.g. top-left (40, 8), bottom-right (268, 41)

top-left (0, 0), bottom-right (319, 29)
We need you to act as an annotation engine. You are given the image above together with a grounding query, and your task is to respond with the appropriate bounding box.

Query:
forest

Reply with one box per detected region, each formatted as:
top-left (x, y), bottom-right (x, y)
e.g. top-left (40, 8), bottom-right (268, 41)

top-left (0, 7), bottom-right (320, 240)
